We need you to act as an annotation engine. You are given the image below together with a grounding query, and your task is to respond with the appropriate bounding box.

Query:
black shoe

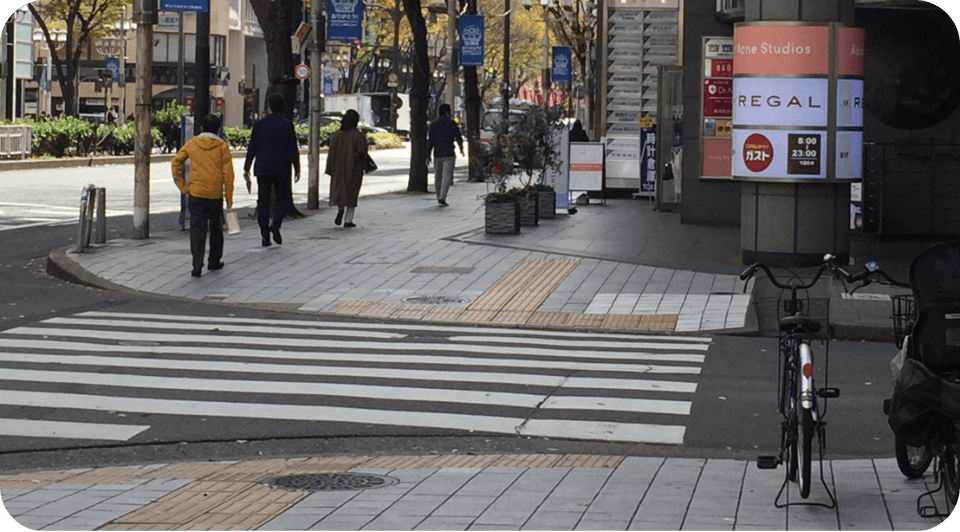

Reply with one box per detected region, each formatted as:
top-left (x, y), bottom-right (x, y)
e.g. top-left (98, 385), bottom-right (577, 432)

top-left (209, 262), bottom-right (225, 271)
top-left (438, 199), bottom-right (448, 207)
top-left (261, 237), bottom-right (272, 247)
top-left (191, 269), bottom-right (202, 277)
top-left (335, 209), bottom-right (344, 226)
top-left (344, 222), bottom-right (356, 228)
top-left (270, 226), bottom-right (282, 244)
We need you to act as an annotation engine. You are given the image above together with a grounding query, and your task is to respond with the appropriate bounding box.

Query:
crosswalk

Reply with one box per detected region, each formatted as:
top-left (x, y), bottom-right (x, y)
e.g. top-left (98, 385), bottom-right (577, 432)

top-left (0, 311), bottom-right (713, 446)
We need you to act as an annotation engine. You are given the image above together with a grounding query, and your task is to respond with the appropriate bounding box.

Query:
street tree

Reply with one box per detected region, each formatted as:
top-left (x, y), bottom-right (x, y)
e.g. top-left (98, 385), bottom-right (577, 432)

top-left (247, 0), bottom-right (298, 120)
top-left (401, 0), bottom-right (430, 193)
top-left (28, 0), bottom-right (129, 117)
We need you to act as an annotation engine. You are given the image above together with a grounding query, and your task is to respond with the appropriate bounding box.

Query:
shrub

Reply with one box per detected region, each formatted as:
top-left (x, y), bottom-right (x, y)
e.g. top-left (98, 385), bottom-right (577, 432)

top-left (222, 127), bottom-right (251, 150)
top-left (31, 115), bottom-right (97, 157)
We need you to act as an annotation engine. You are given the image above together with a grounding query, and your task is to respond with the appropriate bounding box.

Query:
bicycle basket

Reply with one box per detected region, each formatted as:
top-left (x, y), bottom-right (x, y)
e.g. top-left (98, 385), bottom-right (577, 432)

top-left (891, 294), bottom-right (916, 349)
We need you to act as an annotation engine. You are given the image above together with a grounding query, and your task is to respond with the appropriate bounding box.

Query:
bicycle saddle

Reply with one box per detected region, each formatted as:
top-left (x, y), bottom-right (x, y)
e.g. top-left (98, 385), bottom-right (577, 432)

top-left (779, 315), bottom-right (822, 334)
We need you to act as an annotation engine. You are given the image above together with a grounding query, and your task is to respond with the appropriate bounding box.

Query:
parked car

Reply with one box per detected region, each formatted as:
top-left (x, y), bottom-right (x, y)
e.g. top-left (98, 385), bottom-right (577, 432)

top-left (479, 108), bottom-right (532, 144)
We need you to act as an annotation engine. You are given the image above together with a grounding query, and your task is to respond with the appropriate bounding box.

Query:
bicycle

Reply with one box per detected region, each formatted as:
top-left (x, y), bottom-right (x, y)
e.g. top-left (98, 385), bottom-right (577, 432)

top-left (740, 255), bottom-right (843, 506)
top-left (860, 241), bottom-right (960, 518)
top-left (829, 259), bottom-right (936, 480)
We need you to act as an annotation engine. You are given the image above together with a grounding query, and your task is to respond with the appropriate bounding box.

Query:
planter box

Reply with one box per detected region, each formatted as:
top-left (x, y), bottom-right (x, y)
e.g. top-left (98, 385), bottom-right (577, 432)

top-left (537, 189), bottom-right (556, 219)
top-left (485, 200), bottom-right (520, 234)
top-left (518, 192), bottom-right (539, 226)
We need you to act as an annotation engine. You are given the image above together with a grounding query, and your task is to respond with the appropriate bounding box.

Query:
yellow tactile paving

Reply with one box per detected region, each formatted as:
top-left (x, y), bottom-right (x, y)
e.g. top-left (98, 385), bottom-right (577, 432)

top-left (331, 300), bottom-right (375, 315)
top-left (492, 454), bottom-right (562, 468)
top-left (525, 311), bottom-right (573, 327)
top-left (468, 257), bottom-right (580, 313)
top-left (640, 314), bottom-right (679, 331)
top-left (601, 313), bottom-right (644, 330)
top-left (555, 454), bottom-right (624, 468)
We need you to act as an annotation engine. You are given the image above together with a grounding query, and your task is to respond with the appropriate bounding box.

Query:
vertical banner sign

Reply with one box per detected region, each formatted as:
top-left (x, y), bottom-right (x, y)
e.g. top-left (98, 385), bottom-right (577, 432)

top-left (327, 0), bottom-right (363, 42)
top-left (459, 15), bottom-right (485, 67)
top-left (731, 24), bottom-right (864, 182)
top-left (105, 57), bottom-right (121, 83)
top-left (640, 125), bottom-right (657, 193)
top-left (552, 46), bottom-right (571, 83)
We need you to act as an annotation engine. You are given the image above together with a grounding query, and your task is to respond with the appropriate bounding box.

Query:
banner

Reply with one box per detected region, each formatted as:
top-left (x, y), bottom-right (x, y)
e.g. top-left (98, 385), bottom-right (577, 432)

top-left (327, 0), bottom-right (363, 42)
top-left (459, 15), bottom-right (485, 67)
top-left (552, 46), bottom-right (571, 83)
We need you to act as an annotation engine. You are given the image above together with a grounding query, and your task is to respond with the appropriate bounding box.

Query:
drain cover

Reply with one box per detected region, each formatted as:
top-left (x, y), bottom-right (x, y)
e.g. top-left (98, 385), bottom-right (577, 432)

top-left (268, 473), bottom-right (398, 492)
top-left (402, 295), bottom-right (470, 306)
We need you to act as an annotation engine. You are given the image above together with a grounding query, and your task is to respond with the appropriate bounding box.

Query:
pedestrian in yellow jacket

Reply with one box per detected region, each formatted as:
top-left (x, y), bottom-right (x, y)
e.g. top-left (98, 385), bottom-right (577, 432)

top-left (172, 114), bottom-right (235, 277)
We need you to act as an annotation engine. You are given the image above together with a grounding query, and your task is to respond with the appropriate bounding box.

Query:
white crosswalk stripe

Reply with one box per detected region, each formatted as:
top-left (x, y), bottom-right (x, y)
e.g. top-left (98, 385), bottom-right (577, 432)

top-left (0, 311), bottom-right (713, 445)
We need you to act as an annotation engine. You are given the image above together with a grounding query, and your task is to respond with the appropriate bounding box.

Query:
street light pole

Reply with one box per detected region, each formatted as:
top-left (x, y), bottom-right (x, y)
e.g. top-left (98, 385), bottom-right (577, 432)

top-left (501, 0), bottom-right (510, 136)
top-left (541, 1), bottom-right (549, 112)
top-left (446, 0), bottom-right (457, 112)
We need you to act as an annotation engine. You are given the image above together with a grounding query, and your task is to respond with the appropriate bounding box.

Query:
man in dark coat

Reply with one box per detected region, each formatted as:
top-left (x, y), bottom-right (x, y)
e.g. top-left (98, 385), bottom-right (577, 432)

top-left (243, 93), bottom-right (301, 246)
top-left (427, 103), bottom-right (464, 207)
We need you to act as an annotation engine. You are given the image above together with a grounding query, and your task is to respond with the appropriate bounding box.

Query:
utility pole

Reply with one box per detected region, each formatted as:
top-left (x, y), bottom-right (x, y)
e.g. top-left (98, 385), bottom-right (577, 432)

top-left (194, 9), bottom-right (210, 132)
top-left (446, 0), bottom-right (457, 112)
top-left (133, 0), bottom-right (157, 240)
top-left (308, 0), bottom-right (324, 209)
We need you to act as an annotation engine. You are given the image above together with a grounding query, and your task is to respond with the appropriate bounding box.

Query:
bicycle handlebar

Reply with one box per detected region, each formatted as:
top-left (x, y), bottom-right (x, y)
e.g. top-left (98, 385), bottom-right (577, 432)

top-left (739, 255), bottom-right (840, 291)
top-left (840, 261), bottom-right (910, 290)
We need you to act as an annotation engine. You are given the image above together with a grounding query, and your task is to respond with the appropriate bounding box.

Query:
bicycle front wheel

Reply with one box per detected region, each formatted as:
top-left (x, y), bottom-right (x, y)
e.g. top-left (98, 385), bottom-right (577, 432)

top-left (895, 434), bottom-right (933, 479)
top-left (797, 404), bottom-right (814, 499)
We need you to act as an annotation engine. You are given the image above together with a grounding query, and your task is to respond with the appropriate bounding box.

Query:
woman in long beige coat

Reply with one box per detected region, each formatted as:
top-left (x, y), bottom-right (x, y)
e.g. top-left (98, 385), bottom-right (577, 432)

top-left (324, 109), bottom-right (368, 227)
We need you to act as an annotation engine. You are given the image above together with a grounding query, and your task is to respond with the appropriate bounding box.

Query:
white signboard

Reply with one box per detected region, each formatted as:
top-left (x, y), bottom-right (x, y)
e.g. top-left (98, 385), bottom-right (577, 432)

top-left (569, 142), bottom-right (605, 192)
top-left (733, 77), bottom-right (829, 127)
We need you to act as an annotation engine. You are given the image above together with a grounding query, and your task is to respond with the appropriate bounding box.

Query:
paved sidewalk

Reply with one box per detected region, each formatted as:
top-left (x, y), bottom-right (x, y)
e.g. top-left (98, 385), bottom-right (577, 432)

top-left (1, 452), bottom-right (951, 530)
top-left (53, 173), bottom-right (754, 336)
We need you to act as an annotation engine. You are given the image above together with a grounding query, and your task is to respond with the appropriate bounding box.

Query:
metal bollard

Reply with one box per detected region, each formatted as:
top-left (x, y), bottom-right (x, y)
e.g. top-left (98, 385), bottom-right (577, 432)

top-left (75, 184), bottom-right (97, 253)
top-left (94, 187), bottom-right (107, 244)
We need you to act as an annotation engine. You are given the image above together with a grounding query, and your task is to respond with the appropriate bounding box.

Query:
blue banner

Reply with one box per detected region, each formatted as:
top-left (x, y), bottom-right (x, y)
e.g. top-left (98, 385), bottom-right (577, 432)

top-left (328, 0), bottom-right (363, 42)
top-left (552, 46), bottom-right (571, 83)
top-left (641, 125), bottom-right (657, 193)
top-left (105, 57), bottom-right (120, 83)
top-left (459, 15), bottom-right (485, 67)
top-left (160, 0), bottom-right (209, 12)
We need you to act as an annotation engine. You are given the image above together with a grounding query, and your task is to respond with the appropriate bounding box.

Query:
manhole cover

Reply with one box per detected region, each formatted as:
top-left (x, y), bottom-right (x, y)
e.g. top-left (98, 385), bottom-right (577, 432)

top-left (267, 473), bottom-right (398, 492)
top-left (402, 295), bottom-right (471, 306)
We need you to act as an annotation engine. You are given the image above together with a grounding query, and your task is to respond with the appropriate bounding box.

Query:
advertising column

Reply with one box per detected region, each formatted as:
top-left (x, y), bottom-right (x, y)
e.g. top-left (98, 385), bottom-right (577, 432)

top-left (731, 24), bottom-right (864, 183)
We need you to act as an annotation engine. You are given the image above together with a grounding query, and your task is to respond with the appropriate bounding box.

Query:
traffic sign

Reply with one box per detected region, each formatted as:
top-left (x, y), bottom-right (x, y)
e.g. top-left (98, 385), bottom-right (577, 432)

top-left (295, 63), bottom-right (311, 80)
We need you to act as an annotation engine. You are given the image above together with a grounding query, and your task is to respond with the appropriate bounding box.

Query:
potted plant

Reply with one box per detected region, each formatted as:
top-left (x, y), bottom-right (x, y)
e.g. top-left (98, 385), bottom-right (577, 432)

top-left (508, 106), bottom-right (563, 223)
top-left (475, 134), bottom-right (521, 234)
top-left (474, 106), bottom-right (563, 232)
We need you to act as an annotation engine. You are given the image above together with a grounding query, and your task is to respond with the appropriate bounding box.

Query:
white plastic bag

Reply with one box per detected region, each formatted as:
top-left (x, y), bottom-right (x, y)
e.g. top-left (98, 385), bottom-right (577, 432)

top-left (225, 208), bottom-right (241, 235)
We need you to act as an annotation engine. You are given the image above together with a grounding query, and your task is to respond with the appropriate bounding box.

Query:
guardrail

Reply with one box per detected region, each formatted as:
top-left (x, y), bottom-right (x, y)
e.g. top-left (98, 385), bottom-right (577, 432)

top-left (0, 125), bottom-right (32, 159)
top-left (76, 185), bottom-right (106, 253)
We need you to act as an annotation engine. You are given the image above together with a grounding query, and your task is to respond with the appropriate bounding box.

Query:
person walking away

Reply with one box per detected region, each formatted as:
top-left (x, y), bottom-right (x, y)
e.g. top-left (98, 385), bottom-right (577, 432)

top-left (171, 113), bottom-right (235, 277)
top-left (324, 109), bottom-right (367, 228)
top-left (426, 103), bottom-right (464, 207)
top-left (569, 119), bottom-right (590, 142)
top-left (243, 93), bottom-right (301, 246)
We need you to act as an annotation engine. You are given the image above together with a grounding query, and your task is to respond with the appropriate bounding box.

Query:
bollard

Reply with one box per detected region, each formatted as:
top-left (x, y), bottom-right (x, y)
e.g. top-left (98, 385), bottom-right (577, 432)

top-left (75, 184), bottom-right (97, 253)
top-left (94, 187), bottom-right (107, 244)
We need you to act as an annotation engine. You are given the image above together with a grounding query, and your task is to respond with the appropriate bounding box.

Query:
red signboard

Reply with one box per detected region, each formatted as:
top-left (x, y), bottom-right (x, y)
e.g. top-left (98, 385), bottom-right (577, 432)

top-left (733, 25), bottom-right (830, 75)
top-left (703, 79), bottom-right (733, 118)
top-left (837, 27), bottom-right (865, 76)
top-left (708, 58), bottom-right (734, 78)
top-left (702, 138), bottom-right (732, 177)
top-left (743, 133), bottom-right (774, 173)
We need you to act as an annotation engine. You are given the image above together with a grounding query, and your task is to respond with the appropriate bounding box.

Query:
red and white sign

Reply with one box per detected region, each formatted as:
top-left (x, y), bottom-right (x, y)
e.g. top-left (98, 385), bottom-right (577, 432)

top-left (732, 129), bottom-right (826, 180)
top-left (294, 63), bottom-right (311, 80)
top-left (742, 133), bottom-right (774, 173)
top-left (706, 58), bottom-right (733, 78)
top-left (703, 79), bottom-right (733, 118)
top-left (733, 25), bottom-right (830, 75)
top-left (702, 138), bottom-right (732, 177)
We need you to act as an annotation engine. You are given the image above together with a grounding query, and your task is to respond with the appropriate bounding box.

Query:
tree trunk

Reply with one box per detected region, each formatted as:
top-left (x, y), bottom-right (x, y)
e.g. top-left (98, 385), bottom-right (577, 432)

top-left (249, 0), bottom-right (297, 121)
top-left (403, 0), bottom-right (430, 193)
